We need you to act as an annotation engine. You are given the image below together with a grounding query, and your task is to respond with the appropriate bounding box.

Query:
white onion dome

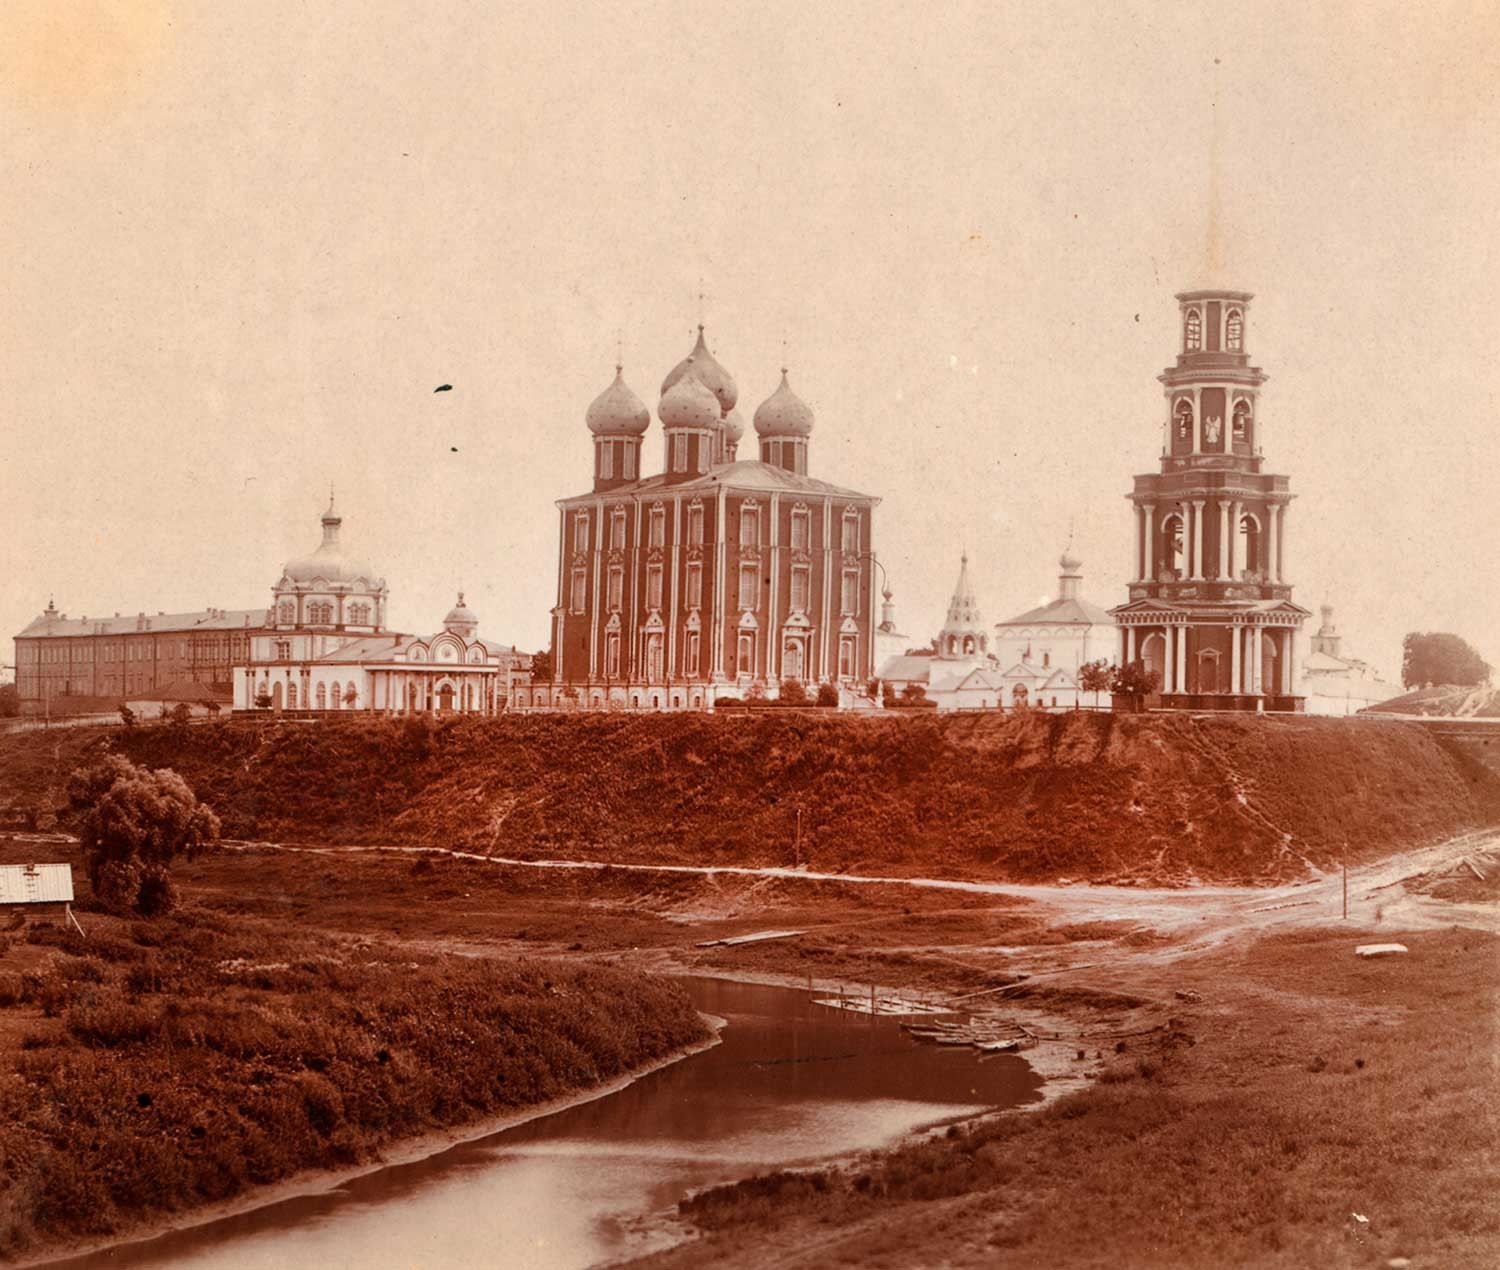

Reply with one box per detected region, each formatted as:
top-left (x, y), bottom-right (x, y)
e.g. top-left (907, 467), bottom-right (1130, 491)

top-left (753, 370), bottom-right (815, 437)
top-left (586, 365), bottom-right (650, 436)
top-left (281, 498), bottom-right (382, 585)
top-left (659, 362), bottom-right (721, 428)
top-left (661, 326), bottom-right (738, 414)
top-left (443, 591), bottom-right (479, 637)
top-left (1059, 547), bottom-right (1083, 572)
top-left (722, 407), bottom-right (746, 443)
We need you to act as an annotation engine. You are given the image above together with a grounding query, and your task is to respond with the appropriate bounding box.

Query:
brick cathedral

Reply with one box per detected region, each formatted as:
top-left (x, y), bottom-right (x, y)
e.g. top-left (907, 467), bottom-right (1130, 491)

top-left (1110, 289), bottom-right (1310, 710)
top-left (550, 328), bottom-right (882, 709)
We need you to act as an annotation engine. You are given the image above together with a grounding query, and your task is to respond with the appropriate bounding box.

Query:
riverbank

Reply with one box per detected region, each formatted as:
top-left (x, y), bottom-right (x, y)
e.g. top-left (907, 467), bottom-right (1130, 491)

top-left (0, 841), bottom-right (711, 1264)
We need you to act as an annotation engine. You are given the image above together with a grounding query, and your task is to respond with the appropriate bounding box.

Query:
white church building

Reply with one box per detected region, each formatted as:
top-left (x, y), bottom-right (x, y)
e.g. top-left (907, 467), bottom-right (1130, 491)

top-left (232, 499), bottom-right (525, 714)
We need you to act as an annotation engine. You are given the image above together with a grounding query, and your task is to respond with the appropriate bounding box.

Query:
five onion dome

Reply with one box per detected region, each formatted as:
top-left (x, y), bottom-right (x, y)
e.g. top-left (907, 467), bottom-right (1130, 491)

top-left (753, 369), bottom-right (814, 437)
top-left (586, 365), bottom-right (651, 436)
top-left (659, 360), bottom-right (721, 427)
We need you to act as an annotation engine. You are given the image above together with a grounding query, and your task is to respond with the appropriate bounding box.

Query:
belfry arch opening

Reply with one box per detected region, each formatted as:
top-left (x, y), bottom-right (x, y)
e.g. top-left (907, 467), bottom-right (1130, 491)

top-left (1161, 513), bottom-right (1185, 578)
top-left (1238, 513), bottom-right (1262, 578)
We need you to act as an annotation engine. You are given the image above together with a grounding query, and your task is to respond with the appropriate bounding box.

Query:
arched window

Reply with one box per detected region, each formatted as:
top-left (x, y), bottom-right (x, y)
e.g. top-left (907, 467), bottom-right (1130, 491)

top-left (1239, 513), bottom-right (1262, 576)
top-left (315, 682), bottom-right (327, 710)
top-left (963, 635), bottom-right (975, 655)
top-left (287, 681), bottom-right (298, 709)
top-left (1232, 398), bottom-right (1252, 445)
top-left (1225, 309), bottom-right (1243, 351)
top-left (1012, 684), bottom-right (1029, 706)
top-left (1184, 308), bottom-right (1202, 351)
top-left (277, 600), bottom-right (295, 625)
top-left (1161, 513), bottom-right (1185, 577)
top-left (348, 602), bottom-right (370, 625)
top-left (1174, 399), bottom-right (1193, 445)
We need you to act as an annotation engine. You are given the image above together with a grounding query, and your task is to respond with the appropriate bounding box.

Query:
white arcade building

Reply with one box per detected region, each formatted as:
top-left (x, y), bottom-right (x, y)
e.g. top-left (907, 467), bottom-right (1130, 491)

top-left (232, 499), bottom-right (523, 713)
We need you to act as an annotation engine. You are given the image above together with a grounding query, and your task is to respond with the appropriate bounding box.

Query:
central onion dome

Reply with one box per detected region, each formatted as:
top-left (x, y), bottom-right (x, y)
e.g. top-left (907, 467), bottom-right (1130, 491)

top-left (662, 326), bottom-right (737, 414)
top-left (659, 360), bottom-right (721, 428)
top-left (753, 370), bottom-right (815, 437)
top-left (281, 497), bottom-right (381, 585)
top-left (443, 591), bottom-right (479, 638)
top-left (586, 365), bottom-right (650, 436)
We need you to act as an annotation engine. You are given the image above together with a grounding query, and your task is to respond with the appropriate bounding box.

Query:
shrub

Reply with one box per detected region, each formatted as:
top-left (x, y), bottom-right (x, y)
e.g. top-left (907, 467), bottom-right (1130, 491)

top-left (136, 866), bottom-right (180, 917)
top-left (815, 683), bottom-right (840, 708)
top-left (779, 679), bottom-right (808, 707)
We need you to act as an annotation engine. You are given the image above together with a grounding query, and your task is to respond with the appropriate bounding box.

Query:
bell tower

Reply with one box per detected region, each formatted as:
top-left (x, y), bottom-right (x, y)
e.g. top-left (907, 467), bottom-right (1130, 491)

top-left (1110, 289), bottom-right (1310, 710)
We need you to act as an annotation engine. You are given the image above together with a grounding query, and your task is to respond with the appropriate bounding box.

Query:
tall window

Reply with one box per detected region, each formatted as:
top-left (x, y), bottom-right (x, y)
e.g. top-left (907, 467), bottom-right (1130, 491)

top-left (646, 564), bottom-right (663, 610)
top-left (1185, 308), bottom-right (1202, 351)
top-left (610, 508), bottom-right (626, 550)
top-left (738, 562), bottom-right (759, 610)
top-left (1226, 309), bottom-right (1243, 351)
top-left (574, 512), bottom-right (590, 553)
top-left (1239, 513), bottom-right (1262, 575)
top-left (277, 600), bottom-right (294, 624)
top-left (685, 561), bottom-right (703, 609)
top-left (606, 633), bottom-right (621, 678)
top-left (841, 569), bottom-right (859, 616)
top-left (348, 602), bottom-right (370, 625)
top-left (672, 433), bottom-right (687, 472)
top-left (309, 601), bottom-right (334, 624)
top-left (623, 444), bottom-right (636, 480)
top-left (688, 503), bottom-right (704, 545)
top-left (599, 443), bottom-right (613, 479)
top-left (737, 632), bottom-right (755, 676)
top-left (275, 640), bottom-right (291, 660)
top-left (570, 568), bottom-right (587, 612)
top-left (685, 632), bottom-right (700, 676)
top-left (839, 636), bottom-right (857, 680)
top-left (287, 682), bottom-right (298, 709)
top-left (791, 565), bottom-right (810, 612)
top-left (1174, 399), bottom-right (1193, 443)
top-left (316, 682), bottom-right (327, 710)
top-left (740, 504), bottom-right (759, 547)
top-left (607, 565), bottom-right (623, 611)
top-left (790, 508), bottom-right (810, 550)
top-left (649, 505), bottom-right (666, 548)
top-left (841, 513), bottom-right (859, 553)
top-left (1162, 513), bottom-right (1185, 576)
top-left (1232, 398), bottom-right (1251, 443)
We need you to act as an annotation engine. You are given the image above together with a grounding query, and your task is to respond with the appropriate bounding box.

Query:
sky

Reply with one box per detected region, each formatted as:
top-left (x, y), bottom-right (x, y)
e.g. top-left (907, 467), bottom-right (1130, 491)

top-left (3, 0), bottom-right (1498, 683)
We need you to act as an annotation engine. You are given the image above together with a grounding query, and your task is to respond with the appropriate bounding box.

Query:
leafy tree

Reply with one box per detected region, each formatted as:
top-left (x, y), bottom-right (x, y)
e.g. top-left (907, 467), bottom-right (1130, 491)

top-left (530, 648), bottom-right (554, 682)
top-left (815, 682), bottom-right (840, 708)
top-left (1401, 632), bottom-right (1491, 689)
top-left (779, 679), bottom-right (808, 706)
top-left (0, 683), bottom-right (18, 718)
top-left (1109, 660), bottom-right (1161, 712)
top-left (65, 755), bottom-right (220, 916)
top-left (343, 683), bottom-right (359, 708)
top-left (253, 688), bottom-right (272, 710)
top-left (1078, 659), bottom-right (1113, 708)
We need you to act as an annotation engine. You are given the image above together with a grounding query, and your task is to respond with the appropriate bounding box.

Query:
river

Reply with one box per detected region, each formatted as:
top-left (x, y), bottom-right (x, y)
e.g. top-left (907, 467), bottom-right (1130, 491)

top-left (59, 977), bottom-right (1042, 1269)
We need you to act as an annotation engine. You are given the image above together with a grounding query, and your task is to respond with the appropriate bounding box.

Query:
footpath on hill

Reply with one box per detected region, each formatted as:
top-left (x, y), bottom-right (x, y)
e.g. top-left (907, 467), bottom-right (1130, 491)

top-left (2, 710), bottom-right (1498, 886)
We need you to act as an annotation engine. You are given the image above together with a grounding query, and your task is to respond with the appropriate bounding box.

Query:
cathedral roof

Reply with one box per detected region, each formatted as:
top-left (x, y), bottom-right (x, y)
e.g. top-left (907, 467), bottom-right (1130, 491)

top-left (661, 327), bottom-right (738, 414)
top-left (586, 366), bottom-right (650, 436)
top-left (557, 458), bottom-right (877, 505)
top-left (998, 595), bottom-right (1115, 627)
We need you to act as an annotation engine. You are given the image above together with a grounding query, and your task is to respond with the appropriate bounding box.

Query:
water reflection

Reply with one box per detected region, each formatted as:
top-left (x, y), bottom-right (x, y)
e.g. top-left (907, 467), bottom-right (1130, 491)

top-left (60, 978), bottom-right (1042, 1270)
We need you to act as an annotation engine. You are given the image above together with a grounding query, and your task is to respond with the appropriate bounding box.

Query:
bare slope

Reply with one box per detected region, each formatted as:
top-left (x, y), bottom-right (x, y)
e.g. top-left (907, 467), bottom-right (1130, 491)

top-left (4, 712), bottom-right (1496, 884)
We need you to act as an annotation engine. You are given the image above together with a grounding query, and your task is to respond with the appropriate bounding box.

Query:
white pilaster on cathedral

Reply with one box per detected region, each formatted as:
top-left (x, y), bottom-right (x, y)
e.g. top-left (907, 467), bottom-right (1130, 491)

top-left (1191, 500), bottom-right (1205, 579)
top-left (1218, 500), bottom-right (1230, 579)
top-left (1230, 623), bottom-right (1242, 693)
top-left (1251, 625), bottom-right (1263, 694)
top-left (1143, 503), bottom-right (1156, 580)
top-left (1175, 623), bottom-right (1188, 693)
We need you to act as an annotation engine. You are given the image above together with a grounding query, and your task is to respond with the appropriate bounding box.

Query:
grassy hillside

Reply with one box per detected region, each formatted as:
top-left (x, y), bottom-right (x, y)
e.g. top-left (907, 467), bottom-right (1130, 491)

top-left (4, 711), bottom-right (1496, 884)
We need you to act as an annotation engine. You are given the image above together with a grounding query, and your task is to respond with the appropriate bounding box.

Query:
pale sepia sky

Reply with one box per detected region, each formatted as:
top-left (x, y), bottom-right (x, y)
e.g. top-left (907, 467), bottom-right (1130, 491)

top-left (3, 0), bottom-right (1498, 680)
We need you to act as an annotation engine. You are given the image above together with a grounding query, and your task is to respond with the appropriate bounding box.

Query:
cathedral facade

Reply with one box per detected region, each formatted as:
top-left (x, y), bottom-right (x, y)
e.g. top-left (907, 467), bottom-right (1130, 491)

top-left (1110, 289), bottom-right (1309, 709)
top-left (550, 328), bottom-right (882, 709)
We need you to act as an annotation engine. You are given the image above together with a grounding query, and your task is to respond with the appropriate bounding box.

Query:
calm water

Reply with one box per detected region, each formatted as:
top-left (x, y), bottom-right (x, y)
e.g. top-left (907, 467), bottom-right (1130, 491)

top-left (62, 978), bottom-right (1042, 1270)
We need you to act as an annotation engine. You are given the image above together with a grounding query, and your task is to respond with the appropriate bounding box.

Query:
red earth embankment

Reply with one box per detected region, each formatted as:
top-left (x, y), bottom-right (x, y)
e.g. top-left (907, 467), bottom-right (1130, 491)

top-left (3, 711), bottom-right (1497, 884)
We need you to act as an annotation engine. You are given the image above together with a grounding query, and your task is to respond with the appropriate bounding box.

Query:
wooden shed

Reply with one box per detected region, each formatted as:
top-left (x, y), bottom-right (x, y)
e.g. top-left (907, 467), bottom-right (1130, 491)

top-left (0, 863), bottom-right (82, 934)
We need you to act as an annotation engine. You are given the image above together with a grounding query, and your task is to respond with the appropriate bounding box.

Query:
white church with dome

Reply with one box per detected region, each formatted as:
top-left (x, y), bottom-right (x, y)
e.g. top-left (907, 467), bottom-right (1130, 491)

top-left (232, 497), bottom-right (524, 714)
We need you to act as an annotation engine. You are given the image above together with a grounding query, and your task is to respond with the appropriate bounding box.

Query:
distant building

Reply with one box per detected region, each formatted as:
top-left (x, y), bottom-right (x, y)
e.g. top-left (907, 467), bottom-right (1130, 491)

top-left (876, 552), bottom-right (993, 708)
top-left (233, 500), bottom-right (524, 713)
top-left (548, 327), bottom-right (884, 710)
top-left (1110, 288), bottom-right (1310, 709)
top-left (1299, 605), bottom-right (1398, 715)
top-left (992, 548), bottom-right (1118, 710)
top-left (13, 600), bottom-right (265, 716)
